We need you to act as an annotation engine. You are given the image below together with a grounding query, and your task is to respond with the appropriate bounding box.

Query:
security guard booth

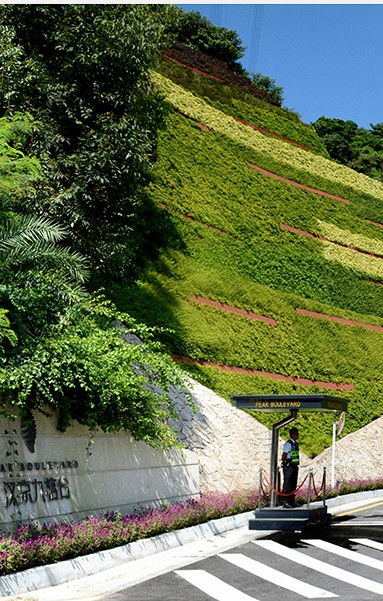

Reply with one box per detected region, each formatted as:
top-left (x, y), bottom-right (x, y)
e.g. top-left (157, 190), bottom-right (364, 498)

top-left (232, 393), bottom-right (349, 531)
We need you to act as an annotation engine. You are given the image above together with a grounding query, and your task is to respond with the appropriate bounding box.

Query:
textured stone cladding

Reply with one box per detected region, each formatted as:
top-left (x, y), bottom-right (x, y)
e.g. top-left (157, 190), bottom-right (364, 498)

top-left (174, 378), bottom-right (382, 491)
top-left (311, 416), bottom-right (383, 483)
top-left (170, 378), bottom-right (305, 492)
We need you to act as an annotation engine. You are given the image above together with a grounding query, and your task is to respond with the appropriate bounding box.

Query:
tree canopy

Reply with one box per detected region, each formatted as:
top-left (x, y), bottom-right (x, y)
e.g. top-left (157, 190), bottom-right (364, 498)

top-left (165, 7), bottom-right (246, 73)
top-left (312, 116), bottom-right (383, 181)
top-left (0, 4), bottom-right (178, 284)
top-left (0, 114), bottom-right (88, 340)
top-left (250, 73), bottom-right (284, 104)
top-left (0, 112), bottom-right (193, 446)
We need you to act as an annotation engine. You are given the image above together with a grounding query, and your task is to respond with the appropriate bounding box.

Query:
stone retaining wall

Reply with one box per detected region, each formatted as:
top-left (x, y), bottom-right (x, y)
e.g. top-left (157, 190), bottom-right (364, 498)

top-left (311, 415), bottom-right (383, 483)
top-left (176, 377), bottom-right (382, 491)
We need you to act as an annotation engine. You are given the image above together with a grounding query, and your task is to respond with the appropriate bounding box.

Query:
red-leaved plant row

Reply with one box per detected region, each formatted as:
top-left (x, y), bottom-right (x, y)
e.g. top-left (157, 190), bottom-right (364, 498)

top-left (233, 117), bottom-right (313, 151)
top-left (2, 481), bottom-right (383, 576)
top-left (172, 354), bottom-right (354, 391)
top-left (249, 163), bottom-right (350, 203)
top-left (281, 223), bottom-right (383, 262)
top-left (190, 294), bottom-right (383, 333)
top-left (163, 42), bottom-right (281, 106)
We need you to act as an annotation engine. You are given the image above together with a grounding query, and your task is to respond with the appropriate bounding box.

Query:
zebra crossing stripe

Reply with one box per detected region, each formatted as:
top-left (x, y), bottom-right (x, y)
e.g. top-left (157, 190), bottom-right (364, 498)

top-left (254, 540), bottom-right (383, 595)
top-left (302, 538), bottom-right (383, 571)
top-left (219, 553), bottom-right (337, 598)
top-left (351, 538), bottom-right (383, 552)
top-left (174, 570), bottom-right (258, 601)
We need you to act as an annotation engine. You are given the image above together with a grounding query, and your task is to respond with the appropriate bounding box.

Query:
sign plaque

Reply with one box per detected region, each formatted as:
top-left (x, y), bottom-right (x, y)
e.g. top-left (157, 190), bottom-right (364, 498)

top-left (232, 393), bottom-right (348, 413)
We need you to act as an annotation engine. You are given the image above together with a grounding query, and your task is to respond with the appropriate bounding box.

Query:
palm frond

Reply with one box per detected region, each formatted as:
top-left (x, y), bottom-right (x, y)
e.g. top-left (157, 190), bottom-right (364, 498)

top-left (6, 244), bottom-right (89, 282)
top-left (0, 215), bottom-right (68, 250)
top-left (0, 215), bottom-right (89, 284)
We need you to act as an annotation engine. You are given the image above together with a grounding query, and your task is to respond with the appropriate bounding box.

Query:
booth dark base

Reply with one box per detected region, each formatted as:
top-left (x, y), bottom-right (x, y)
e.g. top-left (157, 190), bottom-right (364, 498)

top-left (249, 505), bottom-right (331, 532)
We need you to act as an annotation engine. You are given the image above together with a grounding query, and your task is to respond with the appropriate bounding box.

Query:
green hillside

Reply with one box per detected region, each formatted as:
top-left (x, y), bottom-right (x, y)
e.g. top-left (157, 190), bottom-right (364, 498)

top-left (113, 58), bottom-right (383, 458)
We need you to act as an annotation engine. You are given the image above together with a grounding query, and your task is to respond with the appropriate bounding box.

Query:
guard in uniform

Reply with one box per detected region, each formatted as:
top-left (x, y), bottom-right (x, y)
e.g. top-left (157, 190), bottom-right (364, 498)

top-left (281, 427), bottom-right (299, 508)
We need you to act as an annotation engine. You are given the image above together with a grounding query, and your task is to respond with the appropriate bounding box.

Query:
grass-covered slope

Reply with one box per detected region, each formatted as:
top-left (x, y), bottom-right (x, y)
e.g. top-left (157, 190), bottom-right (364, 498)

top-left (158, 56), bottom-right (329, 157)
top-left (113, 65), bottom-right (383, 458)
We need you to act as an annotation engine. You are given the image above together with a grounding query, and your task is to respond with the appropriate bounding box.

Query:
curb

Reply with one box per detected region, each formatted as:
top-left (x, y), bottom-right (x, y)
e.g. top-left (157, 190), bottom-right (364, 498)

top-left (310, 488), bottom-right (383, 511)
top-left (0, 511), bottom-right (254, 597)
top-left (2, 490), bottom-right (383, 597)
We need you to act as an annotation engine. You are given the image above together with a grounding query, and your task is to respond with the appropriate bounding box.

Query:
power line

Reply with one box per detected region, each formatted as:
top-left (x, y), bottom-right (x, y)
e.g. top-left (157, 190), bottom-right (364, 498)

top-left (210, 4), bottom-right (222, 27)
top-left (248, 4), bottom-right (264, 73)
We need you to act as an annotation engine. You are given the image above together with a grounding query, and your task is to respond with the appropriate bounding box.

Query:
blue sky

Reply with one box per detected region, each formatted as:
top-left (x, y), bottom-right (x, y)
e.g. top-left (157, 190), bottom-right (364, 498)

top-left (178, 3), bottom-right (383, 130)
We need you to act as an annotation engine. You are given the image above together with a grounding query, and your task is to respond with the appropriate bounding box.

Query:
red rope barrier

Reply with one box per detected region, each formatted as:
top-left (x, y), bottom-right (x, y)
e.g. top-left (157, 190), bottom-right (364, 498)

top-left (312, 473), bottom-right (319, 497)
top-left (263, 471), bottom-right (308, 497)
top-left (311, 470), bottom-right (325, 497)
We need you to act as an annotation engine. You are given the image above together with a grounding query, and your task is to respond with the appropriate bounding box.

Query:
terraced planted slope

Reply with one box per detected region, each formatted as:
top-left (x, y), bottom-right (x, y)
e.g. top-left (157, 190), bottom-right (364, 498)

top-left (158, 55), bottom-right (328, 156)
top-left (114, 64), bottom-right (383, 458)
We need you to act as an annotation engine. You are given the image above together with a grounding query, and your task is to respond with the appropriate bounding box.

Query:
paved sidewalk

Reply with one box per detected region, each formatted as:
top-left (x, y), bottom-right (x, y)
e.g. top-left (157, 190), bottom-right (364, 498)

top-left (4, 489), bottom-right (383, 601)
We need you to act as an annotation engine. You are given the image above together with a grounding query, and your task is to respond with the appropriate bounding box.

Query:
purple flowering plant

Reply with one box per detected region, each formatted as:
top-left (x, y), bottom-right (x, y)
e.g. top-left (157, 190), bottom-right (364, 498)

top-left (1, 480), bottom-right (382, 576)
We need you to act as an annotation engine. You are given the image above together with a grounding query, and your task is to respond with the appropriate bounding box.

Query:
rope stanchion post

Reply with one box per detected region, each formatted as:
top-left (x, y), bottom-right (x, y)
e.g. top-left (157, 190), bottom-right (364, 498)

top-left (307, 468), bottom-right (312, 508)
top-left (311, 471), bottom-right (319, 498)
top-left (323, 466), bottom-right (327, 507)
top-left (264, 471), bottom-right (308, 503)
top-left (258, 467), bottom-right (263, 509)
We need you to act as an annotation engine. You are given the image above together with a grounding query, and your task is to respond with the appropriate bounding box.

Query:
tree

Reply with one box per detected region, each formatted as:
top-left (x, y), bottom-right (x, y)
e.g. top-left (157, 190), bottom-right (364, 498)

top-left (0, 214), bottom-right (91, 341)
top-left (0, 113), bottom-right (193, 447)
top-left (312, 116), bottom-right (383, 180)
top-left (250, 73), bottom-right (284, 104)
top-left (0, 114), bottom-right (89, 343)
top-left (165, 7), bottom-right (246, 73)
top-left (0, 4), bottom-right (177, 283)
top-left (348, 151), bottom-right (383, 180)
top-left (1, 216), bottom-right (88, 285)
top-left (370, 123), bottom-right (383, 140)
top-left (0, 112), bottom-right (40, 207)
top-left (1, 297), bottom-right (193, 446)
top-left (312, 117), bottom-right (359, 163)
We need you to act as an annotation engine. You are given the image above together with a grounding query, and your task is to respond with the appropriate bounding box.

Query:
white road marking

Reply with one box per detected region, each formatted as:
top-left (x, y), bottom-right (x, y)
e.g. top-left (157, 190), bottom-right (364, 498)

top-left (174, 570), bottom-right (259, 601)
top-left (254, 540), bottom-right (383, 595)
top-left (333, 521), bottom-right (383, 527)
top-left (219, 553), bottom-right (337, 598)
top-left (351, 538), bottom-right (383, 552)
top-left (302, 538), bottom-right (383, 571)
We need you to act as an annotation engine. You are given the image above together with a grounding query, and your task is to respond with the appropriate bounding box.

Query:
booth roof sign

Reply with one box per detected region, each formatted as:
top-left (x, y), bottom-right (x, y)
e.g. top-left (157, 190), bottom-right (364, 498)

top-left (232, 393), bottom-right (348, 413)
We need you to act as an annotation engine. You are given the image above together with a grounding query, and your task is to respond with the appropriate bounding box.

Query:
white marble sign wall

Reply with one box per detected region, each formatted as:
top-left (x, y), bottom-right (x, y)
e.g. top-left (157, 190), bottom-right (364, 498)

top-left (0, 411), bottom-right (200, 530)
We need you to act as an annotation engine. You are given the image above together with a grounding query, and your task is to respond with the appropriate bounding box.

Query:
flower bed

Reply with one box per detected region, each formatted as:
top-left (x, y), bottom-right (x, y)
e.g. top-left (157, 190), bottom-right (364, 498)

top-left (0, 490), bottom-right (257, 576)
top-left (1, 480), bottom-right (383, 576)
